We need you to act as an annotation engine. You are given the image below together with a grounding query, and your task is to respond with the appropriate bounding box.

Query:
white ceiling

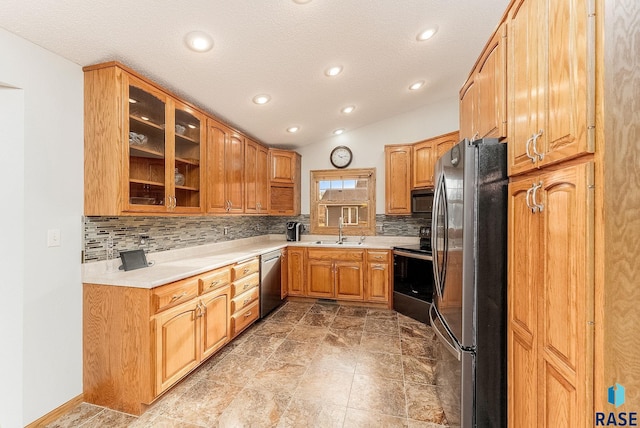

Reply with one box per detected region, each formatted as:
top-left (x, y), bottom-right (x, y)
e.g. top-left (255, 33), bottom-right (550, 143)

top-left (0, 0), bottom-right (510, 148)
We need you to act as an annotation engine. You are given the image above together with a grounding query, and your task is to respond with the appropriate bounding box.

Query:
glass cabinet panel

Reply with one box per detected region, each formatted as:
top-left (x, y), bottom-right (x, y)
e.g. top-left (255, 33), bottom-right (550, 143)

top-left (127, 84), bottom-right (167, 208)
top-left (174, 104), bottom-right (202, 209)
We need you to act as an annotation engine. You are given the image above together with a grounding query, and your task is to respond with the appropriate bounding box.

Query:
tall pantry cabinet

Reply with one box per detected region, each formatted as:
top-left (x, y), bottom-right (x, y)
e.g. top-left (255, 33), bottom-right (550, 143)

top-left (504, 0), bottom-right (596, 426)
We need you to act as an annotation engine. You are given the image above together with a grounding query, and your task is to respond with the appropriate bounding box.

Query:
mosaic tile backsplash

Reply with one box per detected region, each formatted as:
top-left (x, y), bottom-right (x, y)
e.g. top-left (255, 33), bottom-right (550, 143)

top-left (83, 214), bottom-right (426, 262)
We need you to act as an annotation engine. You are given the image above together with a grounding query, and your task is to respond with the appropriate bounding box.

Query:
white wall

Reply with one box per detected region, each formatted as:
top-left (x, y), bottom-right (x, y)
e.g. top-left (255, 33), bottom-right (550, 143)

top-left (0, 28), bottom-right (84, 425)
top-left (297, 97), bottom-right (459, 214)
top-left (0, 85), bottom-right (25, 428)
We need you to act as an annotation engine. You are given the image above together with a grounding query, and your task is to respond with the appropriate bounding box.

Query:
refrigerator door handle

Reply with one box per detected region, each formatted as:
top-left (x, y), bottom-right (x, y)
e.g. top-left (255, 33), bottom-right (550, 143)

top-left (429, 305), bottom-right (461, 361)
top-left (432, 176), bottom-right (448, 299)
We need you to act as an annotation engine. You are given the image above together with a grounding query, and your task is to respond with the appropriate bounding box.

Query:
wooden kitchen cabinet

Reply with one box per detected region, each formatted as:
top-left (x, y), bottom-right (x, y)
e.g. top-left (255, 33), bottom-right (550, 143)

top-left (508, 161), bottom-right (594, 428)
top-left (306, 249), bottom-right (365, 301)
top-left (385, 144), bottom-right (412, 215)
top-left (269, 149), bottom-right (301, 215)
top-left (84, 62), bottom-right (206, 215)
top-left (230, 257), bottom-right (260, 337)
top-left (459, 23), bottom-right (507, 142)
top-left (507, 0), bottom-right (593, 176)
top-left (207, 118), bottom-right (245, 214)
top-left (413, 131), bottom-right (459, 188)
top-left (365, 250), bottom-right (391, 304)
top-left (244, 138), bottom-right (269, 214)
top-left (287, 247), bottom-right (306, 296)
top-left (83, 265), bottom-right (234, 415)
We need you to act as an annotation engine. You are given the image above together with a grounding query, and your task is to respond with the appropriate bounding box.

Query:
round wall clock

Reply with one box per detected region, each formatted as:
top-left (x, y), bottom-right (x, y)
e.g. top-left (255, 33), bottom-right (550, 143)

top-left (330, 145), bottom-right (353, 168)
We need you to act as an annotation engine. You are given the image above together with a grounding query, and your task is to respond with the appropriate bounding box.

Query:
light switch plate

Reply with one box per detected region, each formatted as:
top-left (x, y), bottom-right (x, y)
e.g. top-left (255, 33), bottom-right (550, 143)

top-left (47, 229), bottom-right (61, 247)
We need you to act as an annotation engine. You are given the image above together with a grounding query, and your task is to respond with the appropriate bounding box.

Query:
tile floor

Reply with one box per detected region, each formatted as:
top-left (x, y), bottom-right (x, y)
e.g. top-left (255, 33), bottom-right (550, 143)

top-left (47, 301), bottom-right (455, 428)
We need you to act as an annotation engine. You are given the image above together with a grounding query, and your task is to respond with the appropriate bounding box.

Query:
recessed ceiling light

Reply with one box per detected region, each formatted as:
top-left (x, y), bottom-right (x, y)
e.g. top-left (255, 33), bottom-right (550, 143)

top-left (287, 126), bottom-right (300, 133)
top-left (325, 66), bottom-right (343, 77)
top-left (409, 80), bottom-right (425, 91)
top-left (341, 105), bottom-right (356, 114)
top-left (417, 27), bottom-right (438, 41)
top-left (333, 128), bottom-right (345, 135)
top-left (184, 31), bottom-right (214, 52)
top-left (292, 0), bottom-right (312, 3)
top-left (252, 94), bottom-right (271, 105)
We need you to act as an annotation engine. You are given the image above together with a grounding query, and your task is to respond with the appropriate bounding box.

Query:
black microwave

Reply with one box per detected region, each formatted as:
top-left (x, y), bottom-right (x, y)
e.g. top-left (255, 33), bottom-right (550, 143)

top-left (411, 188), bottom-right (434, 216)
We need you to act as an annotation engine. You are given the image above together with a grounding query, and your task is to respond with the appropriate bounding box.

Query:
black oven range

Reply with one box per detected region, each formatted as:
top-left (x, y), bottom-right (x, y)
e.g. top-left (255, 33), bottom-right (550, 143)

top-left (392, 243), bottom-right (433, 324)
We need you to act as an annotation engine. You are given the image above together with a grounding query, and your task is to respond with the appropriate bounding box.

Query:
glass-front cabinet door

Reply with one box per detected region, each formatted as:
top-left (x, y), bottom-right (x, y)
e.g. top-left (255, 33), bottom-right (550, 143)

top-left (173, 102), bottom-right (204, 213)
top-left (126, 79), bottom-right (169, 212)
top-left (125, 76), bottom-right (204, 213)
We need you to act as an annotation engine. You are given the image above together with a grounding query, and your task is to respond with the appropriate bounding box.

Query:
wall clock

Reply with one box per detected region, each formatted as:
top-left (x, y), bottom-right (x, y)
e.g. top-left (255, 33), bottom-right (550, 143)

top-left (330, 145), bottom-right (353, 168)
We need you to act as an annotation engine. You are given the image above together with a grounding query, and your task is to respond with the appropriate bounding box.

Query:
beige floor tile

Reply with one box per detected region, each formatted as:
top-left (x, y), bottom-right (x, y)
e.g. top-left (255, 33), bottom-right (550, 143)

top-left (294, 368), bottom-right (355, 407)
top-left (202, 354), bottom-right (265, 386)
top-left (217, 387), bottom-right (291, 428)
top-left (405, 382), bottom-right (448, 425)
top-left (348, 373), bottom-right (407, 418)
top-left (402, 355), bottom-right (438, 385)
top-left (360, 331), bottom-right (402, 354)
top-left (270, 338), bottom-right (321, 365)
top-left (309, 343), bottom-right (360, 373)
top-left (367, 308), bottom-right (399, 320)
top-left (365, 317), bottom-right (400, 336)
top-left (329, 315), bottom-right (366, 331)
top-left (355, 350), bottom-right (404, 380)
top-left (323, 329), bottom-right (363, 348)
top-left (45, 403), bottom-right (104, 428)
top-left (343, 408), bottom-right (410, 428)
top-left (308, 302), bottom-right (341, 315)
top-left (129, 412), bottom-right (206, 427)
top-left (252, 320), bottom-right (296, 338)
top-left (268, 309), bottom-right (308, 324)
top-left (277, 397), bottom-right (346, 428)
top-left (230, 334), bottom-right (284, 359)
top-left (287, 324), bottom-right (329, 343)
top-left (245, 359), bottom-right (307, 394)
top-left (299, 311), bottom-right (337, 327)
top-left (337, 306), bottom-right (369, 317)
top-left (78, 409), bottom-right (137, 428)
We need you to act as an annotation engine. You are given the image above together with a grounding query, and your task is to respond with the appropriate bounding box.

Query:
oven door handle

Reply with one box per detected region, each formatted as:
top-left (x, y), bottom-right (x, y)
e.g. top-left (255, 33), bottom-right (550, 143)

top-left (393, 250), bottom-right (433, 261)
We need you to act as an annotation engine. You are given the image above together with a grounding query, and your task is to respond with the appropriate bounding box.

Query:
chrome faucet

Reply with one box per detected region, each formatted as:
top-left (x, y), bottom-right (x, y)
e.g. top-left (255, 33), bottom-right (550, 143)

top-left (338, 217), bottom-right (344, 242)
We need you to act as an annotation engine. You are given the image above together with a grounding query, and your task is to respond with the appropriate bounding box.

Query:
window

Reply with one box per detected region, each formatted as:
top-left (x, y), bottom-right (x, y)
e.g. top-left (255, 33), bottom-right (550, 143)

top-left (310, 168), bottom-right (376, 235)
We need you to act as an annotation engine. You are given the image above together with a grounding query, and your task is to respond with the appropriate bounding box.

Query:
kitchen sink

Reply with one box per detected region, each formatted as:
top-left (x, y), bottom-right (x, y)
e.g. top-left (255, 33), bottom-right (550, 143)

top-left (311, 240), bottom-right (363, 246)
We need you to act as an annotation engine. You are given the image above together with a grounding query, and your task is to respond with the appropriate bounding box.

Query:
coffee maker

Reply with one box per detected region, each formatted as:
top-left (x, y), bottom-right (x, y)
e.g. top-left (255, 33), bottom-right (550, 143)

top-left (286, 222), bottom-right (304, 241)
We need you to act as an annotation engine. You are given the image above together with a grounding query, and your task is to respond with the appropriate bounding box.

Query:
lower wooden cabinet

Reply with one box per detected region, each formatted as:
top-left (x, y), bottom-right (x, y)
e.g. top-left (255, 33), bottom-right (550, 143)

top-left (508, 160), bottom-right (594, 427)
top-left (230, 257), bottom-right (260, 337)
top-left (83, 265), bottom-right (234, 415)
top-left (289, 247), bottom-right (390, 306)
top-left (365, 250), bottom-right (391, 303)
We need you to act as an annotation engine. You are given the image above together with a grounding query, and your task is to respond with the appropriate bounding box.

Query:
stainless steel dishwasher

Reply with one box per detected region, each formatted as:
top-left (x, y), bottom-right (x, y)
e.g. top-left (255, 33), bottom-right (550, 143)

top-left (260, 249), bottom-right (283, 318)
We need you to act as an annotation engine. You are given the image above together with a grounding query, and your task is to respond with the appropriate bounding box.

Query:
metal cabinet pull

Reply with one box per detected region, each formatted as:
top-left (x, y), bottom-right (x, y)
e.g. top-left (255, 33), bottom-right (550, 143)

top-left (244, 311), bottom-right (252, 318)
top-left (170, 291), bottom-right (187, 302)
top-left (532, 130), bottom-right (544, 161)
top-left (372, 265), bottom-right (385, 270)
top-left (532, 181), bottom-right (544, 212)
top-left (525, 186), bottom-right (536, 213)
top-left (525, 135), bottom-right (536, 163)
top-left (209, 280), bottom-right (220, 289)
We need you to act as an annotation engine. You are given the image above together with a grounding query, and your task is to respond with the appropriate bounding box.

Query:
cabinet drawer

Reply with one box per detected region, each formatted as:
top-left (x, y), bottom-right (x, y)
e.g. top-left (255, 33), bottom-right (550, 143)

top-left (153, 278), bottom-right (198, 314)
top-left (231, 273), bottom-right (259, 297)
top-left (231, 286), bottom-right (259, 314)
top-left (367, 250), bottom-right (390, 263)
top-left (199, 267), bottom-right (231, 295)
top-left (232, 301), bottom-right (259, 336)
top-left (232, 258), bottom-right (259, 281)
top-left (307, 248), bottom-right (364, 261)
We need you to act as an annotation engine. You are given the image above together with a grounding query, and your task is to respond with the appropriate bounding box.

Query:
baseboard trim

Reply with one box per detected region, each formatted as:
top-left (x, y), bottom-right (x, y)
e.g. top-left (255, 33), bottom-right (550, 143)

top-left (25, 394), bottom-right (84, 428)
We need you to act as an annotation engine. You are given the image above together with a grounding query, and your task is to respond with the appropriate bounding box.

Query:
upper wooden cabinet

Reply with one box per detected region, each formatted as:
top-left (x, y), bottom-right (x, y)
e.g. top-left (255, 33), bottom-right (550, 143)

top-left (507, 0), bottom-right (593, 176)
top-left (206, 119), bottom-right (244, 214)
top-left (269, 149), bottom-right (301, 215)
top-left (413, 131), bottom-right (459, 188)
top-left (385, 144), bottom-right (412, 215)
top-left (244, 139), bottom-right (269, 214)
top-left (84, 63), bottom-right (206, 215)
top-left (460, 23), bottom-right (508, 142)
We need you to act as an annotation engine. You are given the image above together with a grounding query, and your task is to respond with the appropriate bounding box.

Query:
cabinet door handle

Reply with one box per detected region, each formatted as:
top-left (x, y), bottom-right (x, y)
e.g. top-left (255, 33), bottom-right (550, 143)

top-left (372, 265), bottom-right (385, 270)
top-left (243, 283), bottom-right (251, 290)
top-left (525, 186), bottom-right (535, 212)
top-left (170, 291), bottom-right (187, 302)
top-left (471, 131), bottom-right (480, 142)
top-left (209, 280), bottom-right (220, 289)
top-left (244, 311), bottom-right (252, 318)
top-left (243, 268), bottom-right (250, 274)
top-left (525, 135), bottom-right (536, 163)
top-left (532, 130), bottom-right (544, 161)
top-left (531, 181), bottom-right (544, 212)
top-left (243, 298), bottom-right (251, 306)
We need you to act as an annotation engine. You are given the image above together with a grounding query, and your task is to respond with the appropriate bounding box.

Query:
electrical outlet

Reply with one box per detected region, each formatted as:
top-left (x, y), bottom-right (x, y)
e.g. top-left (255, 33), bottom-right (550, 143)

top-left (139, 234), bottom-right (150, 245)
top-left (47, 229), bottom-right (61, 247)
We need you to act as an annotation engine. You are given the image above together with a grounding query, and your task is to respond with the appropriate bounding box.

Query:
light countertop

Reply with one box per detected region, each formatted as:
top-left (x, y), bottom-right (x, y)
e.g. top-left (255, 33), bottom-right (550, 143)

top-left (82, 234), bottom-right (418, 289)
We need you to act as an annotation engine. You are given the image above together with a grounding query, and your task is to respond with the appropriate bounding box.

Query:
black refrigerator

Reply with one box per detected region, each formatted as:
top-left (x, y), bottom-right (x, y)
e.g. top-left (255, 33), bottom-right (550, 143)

top-left (429, 138), bottom-right (508, 428)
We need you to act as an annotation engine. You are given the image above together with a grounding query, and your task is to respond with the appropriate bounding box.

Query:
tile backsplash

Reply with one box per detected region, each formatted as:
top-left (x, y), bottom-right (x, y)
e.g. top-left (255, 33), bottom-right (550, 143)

top-left (83, 214), bottom-right (426, 262)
